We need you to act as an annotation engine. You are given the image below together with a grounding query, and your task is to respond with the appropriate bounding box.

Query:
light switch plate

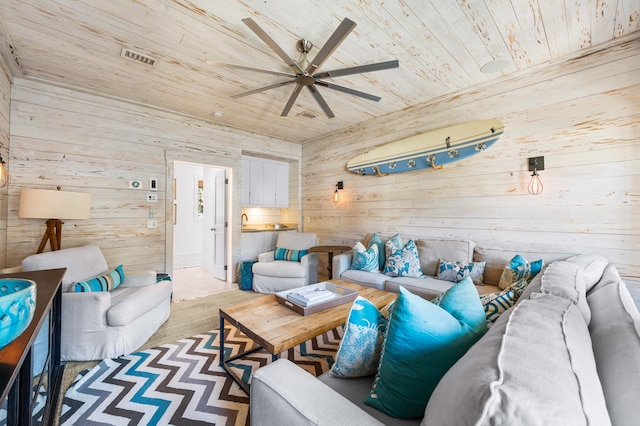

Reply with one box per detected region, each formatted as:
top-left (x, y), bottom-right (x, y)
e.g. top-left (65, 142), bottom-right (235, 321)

top-left (150, 178), bottom-right (157, 191)
top-left (147, 219), bottom-right (157, 228)
top-left (147, 193), bottom-right (158, 202)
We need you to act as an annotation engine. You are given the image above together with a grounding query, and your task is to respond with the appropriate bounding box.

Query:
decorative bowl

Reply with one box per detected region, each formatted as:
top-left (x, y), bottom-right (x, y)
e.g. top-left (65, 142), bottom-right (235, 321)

top-left (0, 279), bottom-right (37, 350)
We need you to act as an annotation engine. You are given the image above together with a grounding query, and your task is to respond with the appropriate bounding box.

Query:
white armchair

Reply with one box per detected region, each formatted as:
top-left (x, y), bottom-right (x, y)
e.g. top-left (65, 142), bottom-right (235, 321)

top-left (22, 245), bottom-right (172, 361)
top-left (252, 232), bottom-right (319, 293)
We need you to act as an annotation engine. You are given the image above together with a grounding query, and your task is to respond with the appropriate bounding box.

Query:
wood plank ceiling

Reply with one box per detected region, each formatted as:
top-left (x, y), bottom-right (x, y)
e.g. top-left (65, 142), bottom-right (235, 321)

top-left (0, 0), bottom-right (637, 143)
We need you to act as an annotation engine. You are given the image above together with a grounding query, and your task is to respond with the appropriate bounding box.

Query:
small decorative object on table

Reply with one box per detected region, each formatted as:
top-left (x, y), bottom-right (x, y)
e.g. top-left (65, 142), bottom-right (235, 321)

top-left (0, 278), bottom-right (37, 350)
top-left (276, 282), bottom-right (358, 316)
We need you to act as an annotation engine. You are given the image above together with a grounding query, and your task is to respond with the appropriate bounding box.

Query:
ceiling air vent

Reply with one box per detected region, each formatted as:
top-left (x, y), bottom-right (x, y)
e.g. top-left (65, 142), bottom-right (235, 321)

top-left (121, 48), bottom-right (156, 66)
top-left (296, 111), bottom-right (317, 119)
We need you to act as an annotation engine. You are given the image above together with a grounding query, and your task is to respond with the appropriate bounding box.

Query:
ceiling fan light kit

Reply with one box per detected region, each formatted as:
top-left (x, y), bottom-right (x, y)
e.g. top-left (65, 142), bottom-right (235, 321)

top-left (212, 17), bottom-right (399, 118)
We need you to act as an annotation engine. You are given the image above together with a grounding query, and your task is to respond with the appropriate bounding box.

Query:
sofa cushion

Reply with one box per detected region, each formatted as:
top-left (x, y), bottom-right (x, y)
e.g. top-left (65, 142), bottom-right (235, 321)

top-left (587, 273), bottom-right (640, 426)
top-left (383, 239), bottom-right (424, 278)
top-left (415, 238), bottom-right (475, 277)
top-left (497, 254), bottom-right (544, 289)
top-left (252, 260), bottom-right (309, 278)
top-left (567, 254), bottom-right (609, 291)
top-left (423, 294), bottom-right (611, 426)
top-left (107, 280), bottom-right (173, 327)
top-left (437, 260), bottom-right (485, 285)
top-left (351, 242), bottom-right (379, 272)
top-left (473, 247), bottom-right (573, 287)
top-left (22, 244), bottom-right (109, 292)
top-left (340, 269), bottom-right (387, 290)
top-left (386, 276), bottom-right (454, 300)
top-left (365, 278), bottom-right (487, 419)
top-left (330, 296), bottom-right (388, 378)
top-left (74, 265), bottom-right (124, 292)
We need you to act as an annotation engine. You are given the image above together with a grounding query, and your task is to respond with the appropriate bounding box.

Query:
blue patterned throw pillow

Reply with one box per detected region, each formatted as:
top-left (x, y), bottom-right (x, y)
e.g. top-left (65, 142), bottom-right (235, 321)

top-left (383, 239), bottom-right (424, 278)
top-left (351, 241), bottom-right (379, 272)
top-left (74, 265), bottom-right (124, 292)
top-left (498, 254), bottom-right (544, 289)
top-left (480, 288), bottom-right (518, 326)
top-left (274, 247), bottom-right (308, 262)
top-left (438, 260), bottom-right (486, 285)
top-left (367, 233), bottom-right (385, 270)
top-left (384, 233), bottom-right (403, 260)
top-left (365, 279), bottom-right (488, 419)
top-left (330, 297), bottom-right (388, 378)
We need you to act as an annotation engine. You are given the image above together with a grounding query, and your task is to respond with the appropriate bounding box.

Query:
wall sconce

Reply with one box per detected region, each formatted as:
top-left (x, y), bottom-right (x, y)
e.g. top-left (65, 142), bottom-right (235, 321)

top-left (333, 181), bottom-right (344, 203)
top-left (0, 153), bottom-right (10, 188)
top-left (527, 156), bottom-right (544, 195)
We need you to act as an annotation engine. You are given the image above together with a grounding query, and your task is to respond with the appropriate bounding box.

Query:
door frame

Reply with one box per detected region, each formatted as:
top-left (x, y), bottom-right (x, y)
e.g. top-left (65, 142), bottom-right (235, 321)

top-left (165, 149), bottom-right (234, 282)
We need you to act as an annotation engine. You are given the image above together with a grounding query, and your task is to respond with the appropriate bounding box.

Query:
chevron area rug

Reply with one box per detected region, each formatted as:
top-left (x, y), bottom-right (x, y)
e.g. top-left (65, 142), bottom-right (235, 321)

top-left (60, 325), bottom-right (342, 425)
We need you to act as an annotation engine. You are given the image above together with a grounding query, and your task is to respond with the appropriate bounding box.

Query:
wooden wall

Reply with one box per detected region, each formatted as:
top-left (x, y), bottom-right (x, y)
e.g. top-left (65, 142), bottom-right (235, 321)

top-left (302, 35), bottom-right (640, 282)
top-left (6, 78), bottom-right (301, 276)
top-left (0, 54), bottom-right (9, 268)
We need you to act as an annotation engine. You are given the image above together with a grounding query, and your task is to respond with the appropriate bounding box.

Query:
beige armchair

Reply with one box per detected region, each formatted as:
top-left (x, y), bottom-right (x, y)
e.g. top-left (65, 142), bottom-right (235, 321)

top-left (252, 232), bottom-right (319, 293)
top-left (22, 245), bottom-right (172, 361)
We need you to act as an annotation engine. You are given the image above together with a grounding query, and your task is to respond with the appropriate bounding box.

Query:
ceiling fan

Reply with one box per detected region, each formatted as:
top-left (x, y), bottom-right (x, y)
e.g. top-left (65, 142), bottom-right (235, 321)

top-left (208, 17), bottom-right (399, 118)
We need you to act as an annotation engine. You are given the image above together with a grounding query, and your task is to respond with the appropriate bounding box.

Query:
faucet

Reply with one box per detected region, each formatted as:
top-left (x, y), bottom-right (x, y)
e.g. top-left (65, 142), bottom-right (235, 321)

top-left (241, 213), bottom-right (248, 227)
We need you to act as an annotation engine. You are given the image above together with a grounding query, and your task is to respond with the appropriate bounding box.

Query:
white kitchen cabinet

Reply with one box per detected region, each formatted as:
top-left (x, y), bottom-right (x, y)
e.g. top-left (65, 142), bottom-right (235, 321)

top-left (242, 156), bottom-right (289, 207)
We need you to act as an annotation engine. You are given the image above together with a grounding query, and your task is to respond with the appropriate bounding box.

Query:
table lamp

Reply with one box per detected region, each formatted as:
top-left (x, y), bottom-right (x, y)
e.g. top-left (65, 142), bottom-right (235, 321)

top-left (18, 188), bottom-right (91, 253)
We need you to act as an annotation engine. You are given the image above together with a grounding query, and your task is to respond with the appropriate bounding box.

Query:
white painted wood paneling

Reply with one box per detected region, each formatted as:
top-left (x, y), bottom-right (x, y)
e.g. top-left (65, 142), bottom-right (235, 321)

top-left (7, 78), bottom-right (301, 277)
top-left (302, 36), bottom-right (640, 282)
top-left (0, 53), bottom-right (10, 268)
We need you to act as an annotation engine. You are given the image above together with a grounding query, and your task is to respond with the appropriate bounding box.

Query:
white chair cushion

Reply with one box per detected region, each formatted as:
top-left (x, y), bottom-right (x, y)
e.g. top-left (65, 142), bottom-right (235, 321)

top-left (253, 260), bottom-right (309, 278)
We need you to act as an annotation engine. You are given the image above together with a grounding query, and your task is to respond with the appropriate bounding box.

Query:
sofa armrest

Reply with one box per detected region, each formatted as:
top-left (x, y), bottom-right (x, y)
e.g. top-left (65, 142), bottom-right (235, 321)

top-left (119, 271), bottom-right (156, 288)
top-left (258, 251), bottom-right (275, 263)
top-left (332, 253), bottom-right (353, 279)
top-left (301, 252), bottom-right (318, 284)
top-left (62, 291), bottom-right (111, 332)
top-left (251, 359), bottom-right (384, 426)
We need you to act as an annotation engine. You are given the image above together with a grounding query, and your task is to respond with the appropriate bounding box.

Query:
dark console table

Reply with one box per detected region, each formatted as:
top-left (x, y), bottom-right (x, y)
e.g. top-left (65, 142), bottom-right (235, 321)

top-left (0, 268), bottom-right (66, 425)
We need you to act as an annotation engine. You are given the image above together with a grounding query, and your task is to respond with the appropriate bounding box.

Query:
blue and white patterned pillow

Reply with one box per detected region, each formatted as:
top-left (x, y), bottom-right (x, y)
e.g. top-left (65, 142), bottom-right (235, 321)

top-left (274, 247), bottom-right (308, 262)
top-left (368, 233), bottom-right (386, 270)
top-left (383, 239), bottom-right (424, 278)
top-left (74, 265), bottom-right (124, 292)
top-left (437, 260), bottom-right (486, 285)
top-left (351, 241), bottom-right (379, 272)
top-left (384, 233), bottom-right (403, 260)
top-left (330, 296), bottom-right (388, 378)
top-left (480, 288), bottom-right (517, 326)
top-left (498, 254), bottom-right (544, 289)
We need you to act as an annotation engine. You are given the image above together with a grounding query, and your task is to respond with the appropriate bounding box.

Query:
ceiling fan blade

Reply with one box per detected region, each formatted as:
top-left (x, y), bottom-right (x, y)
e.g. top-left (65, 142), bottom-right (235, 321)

top-left (281, 83), bottom-right (304, 116)
top-left (306, 18), bottom-right (357, 75)
top-left (231, 80), bottom-right (295, 99)
top-left (307, 86), bottom-right (335, 118)
top-left (241, 18), bottom-right (303, 74)
top-left (314, 59), bottom-right (399, 79)
top-left (315, 80), bottom-right (381, 102)
top-left (207, 61), bottom-right (295, 78)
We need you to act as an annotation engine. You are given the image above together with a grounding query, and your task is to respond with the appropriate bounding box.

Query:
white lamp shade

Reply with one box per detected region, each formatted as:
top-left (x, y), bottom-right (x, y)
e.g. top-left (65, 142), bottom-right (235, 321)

top-left (19, 189), bottom-right (91, 220)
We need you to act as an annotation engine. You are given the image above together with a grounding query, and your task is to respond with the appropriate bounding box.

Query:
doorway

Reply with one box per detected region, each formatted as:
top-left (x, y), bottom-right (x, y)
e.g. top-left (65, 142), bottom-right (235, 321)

top-left (172, 161), bottom-right (228, 299)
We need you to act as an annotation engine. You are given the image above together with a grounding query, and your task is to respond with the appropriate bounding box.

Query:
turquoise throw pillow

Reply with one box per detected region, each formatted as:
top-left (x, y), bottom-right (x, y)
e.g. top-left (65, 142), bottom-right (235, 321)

top-left (274, 247), bottom-right (308, 262)
top-left (329, 296), bottom-right (388, 378)
top-left (365, 278), bottom-right (487, 419)
top-left (383, 239), bottom-right (424, 278)
top-left (74, 265), bottom-right (124, 292)
top-left (498, 254), bottom-right (544, 289)
top-left (351, 242), bottom-right (379, 272)
top-left (438, 259), bottom-right (486, 285)
top-left (368, 233), bottom-right (385, 270)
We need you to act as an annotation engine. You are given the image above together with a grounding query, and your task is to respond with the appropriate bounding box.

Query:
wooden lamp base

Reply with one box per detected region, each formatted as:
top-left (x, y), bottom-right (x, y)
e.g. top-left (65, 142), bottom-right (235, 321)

top-left (37, 219), bottom-right (63, 253)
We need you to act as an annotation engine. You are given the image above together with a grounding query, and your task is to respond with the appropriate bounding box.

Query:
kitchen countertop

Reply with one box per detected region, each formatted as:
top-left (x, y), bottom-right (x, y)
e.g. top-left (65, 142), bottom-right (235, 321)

top-left (241, 224), bottom-right (297, 233)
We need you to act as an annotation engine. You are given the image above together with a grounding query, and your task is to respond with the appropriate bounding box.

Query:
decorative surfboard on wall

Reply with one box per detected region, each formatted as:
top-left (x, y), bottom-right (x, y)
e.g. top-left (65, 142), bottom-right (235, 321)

top-left (346, 119), bottom-right (505, 176)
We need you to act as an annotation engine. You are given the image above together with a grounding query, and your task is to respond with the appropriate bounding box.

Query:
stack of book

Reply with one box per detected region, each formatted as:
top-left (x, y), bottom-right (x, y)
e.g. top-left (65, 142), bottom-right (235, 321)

top-left (287, 287), bottom-right (335, 307)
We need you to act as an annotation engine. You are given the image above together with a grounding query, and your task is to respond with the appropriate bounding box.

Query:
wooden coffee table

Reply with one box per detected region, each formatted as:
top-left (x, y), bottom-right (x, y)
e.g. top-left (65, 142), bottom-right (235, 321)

top-left (219, 280), bottom-right (396, 393)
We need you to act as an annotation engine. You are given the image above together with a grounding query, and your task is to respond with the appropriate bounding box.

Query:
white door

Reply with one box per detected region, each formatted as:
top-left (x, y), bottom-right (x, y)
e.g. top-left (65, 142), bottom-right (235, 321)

top-left (202, 167), bottom-right (227, 280)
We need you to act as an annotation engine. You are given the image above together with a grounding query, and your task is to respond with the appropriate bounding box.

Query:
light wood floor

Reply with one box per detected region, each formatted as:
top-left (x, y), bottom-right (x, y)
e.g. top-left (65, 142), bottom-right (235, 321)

top-left (171, 266), bottom-right (238, 302)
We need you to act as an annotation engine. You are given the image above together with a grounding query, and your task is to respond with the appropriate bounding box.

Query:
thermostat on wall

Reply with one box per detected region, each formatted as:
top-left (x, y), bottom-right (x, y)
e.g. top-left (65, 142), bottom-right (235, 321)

top-left (129, 180), bottom-right (142, 189)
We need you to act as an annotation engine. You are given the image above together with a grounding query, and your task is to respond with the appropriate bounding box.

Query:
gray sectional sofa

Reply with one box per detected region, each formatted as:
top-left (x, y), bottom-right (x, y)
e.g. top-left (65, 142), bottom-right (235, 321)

top-left (250, 254), bottom-right (640, 425)
top-left (333, 234), bottom-right (574, 299)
